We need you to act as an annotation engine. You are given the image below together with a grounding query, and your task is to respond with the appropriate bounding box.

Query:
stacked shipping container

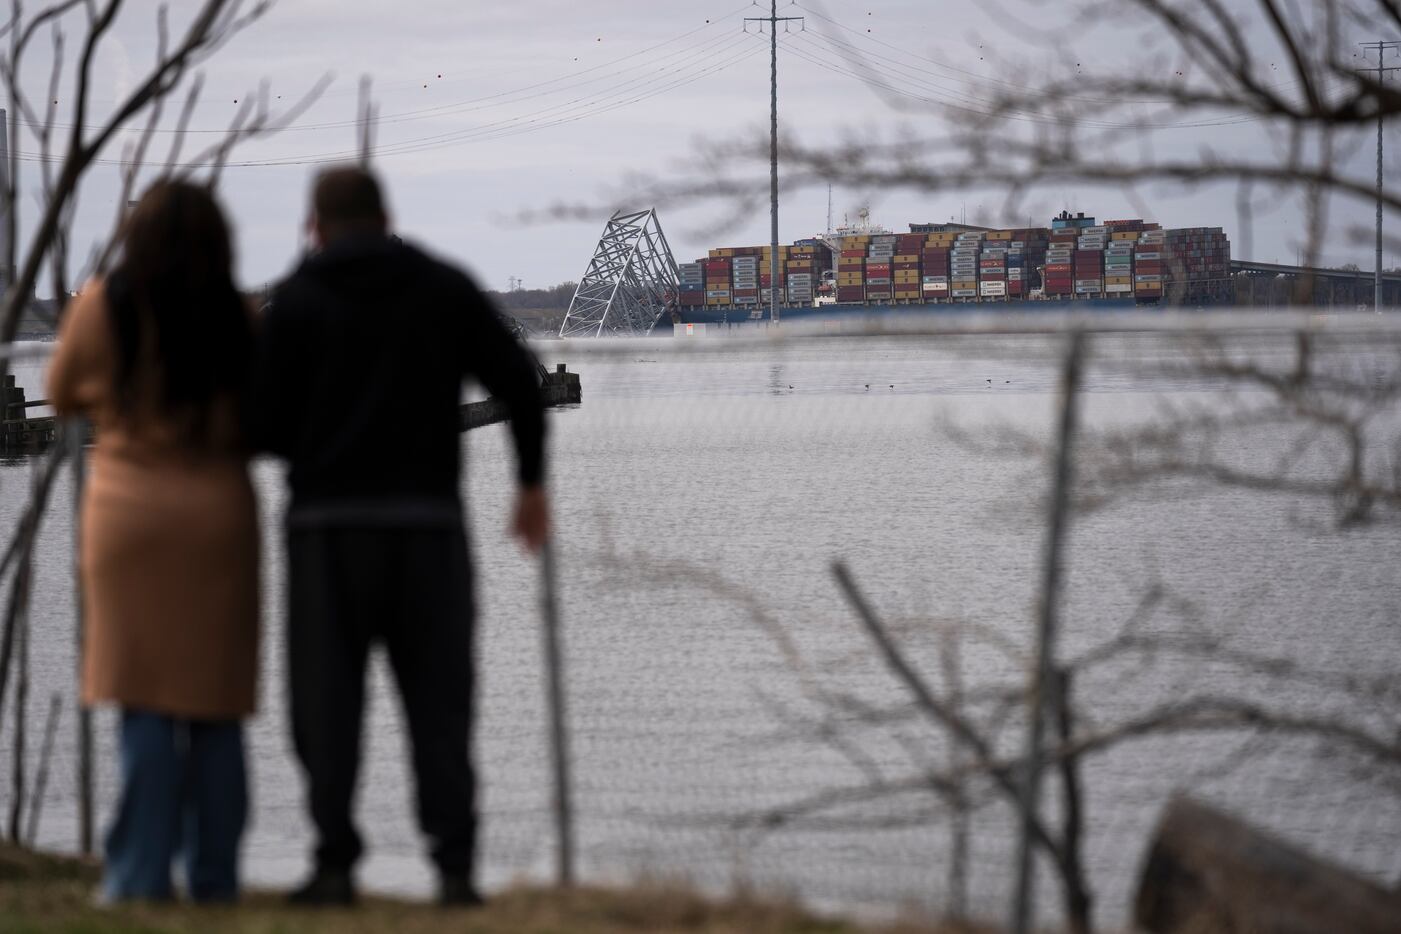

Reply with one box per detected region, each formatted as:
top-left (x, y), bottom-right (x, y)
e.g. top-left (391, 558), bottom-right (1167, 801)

top-left (674, 214), bottom-right (1227, 311)
top-left (1162, 227), bottom-right (1230, 303)
top-left (692, 242), bottom-right (834, 311)
top-left (1135, 228), bottom-right (1165, 300)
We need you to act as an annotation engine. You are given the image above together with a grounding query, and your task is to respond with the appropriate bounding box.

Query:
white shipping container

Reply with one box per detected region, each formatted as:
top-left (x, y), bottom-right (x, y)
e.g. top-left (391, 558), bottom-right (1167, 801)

top-left (951, 288), bottom-right (977, 297)
top-left (980, 282), bottom-right (1007, 296)
top-left (1105, 283), bottom-right (1133, 293)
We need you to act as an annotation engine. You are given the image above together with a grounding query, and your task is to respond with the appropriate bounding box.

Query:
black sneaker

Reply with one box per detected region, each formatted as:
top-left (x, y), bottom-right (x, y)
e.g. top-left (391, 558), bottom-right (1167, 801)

top-left (438, 874), bottom-right (484, 908)
top-left (287, 868), bottom-right (355, 907)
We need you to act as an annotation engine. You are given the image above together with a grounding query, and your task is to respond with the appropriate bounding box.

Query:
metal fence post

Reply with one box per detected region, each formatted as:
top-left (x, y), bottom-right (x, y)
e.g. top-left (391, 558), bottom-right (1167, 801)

top-left (539, 536), bottom-right (575, 887)
top-left (1011, 330), bottom-right (1086, 934)
top-left (66, 417), bottom-right (93, 855)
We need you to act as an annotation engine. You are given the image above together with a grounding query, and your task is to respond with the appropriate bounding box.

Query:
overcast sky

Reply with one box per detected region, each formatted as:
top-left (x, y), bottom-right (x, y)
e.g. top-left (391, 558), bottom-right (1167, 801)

top-left (10, 0), bottom-right (1401, 294)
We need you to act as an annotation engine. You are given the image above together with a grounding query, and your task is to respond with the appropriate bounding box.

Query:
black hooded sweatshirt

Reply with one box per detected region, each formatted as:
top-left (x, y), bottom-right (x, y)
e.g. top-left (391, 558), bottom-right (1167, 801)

top-left (253, 234), bottom-right (544, 512)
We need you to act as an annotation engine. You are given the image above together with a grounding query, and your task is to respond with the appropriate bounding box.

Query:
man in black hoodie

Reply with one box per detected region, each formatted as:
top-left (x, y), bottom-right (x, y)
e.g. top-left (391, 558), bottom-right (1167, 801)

top-left (254, 166), bottom-right (548, 907)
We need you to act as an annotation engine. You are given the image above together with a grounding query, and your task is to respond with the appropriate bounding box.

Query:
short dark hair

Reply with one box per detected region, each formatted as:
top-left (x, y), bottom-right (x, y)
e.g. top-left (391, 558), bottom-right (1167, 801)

top-left (312, 165), bottom-right (387, 237)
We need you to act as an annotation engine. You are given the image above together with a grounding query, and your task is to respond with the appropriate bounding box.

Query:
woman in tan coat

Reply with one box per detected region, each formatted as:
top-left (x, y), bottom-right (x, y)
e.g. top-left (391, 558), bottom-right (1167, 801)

top-left (48, 180), bottom-right (258, 903)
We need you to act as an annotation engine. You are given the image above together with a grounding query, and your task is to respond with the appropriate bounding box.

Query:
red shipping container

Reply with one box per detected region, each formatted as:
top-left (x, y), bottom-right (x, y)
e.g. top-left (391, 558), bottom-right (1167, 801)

top-left (840, 249), bottom-right (865, 258)
top-left (733, 288), bottom-right (758, 297)
top-left (867, 263), bottom-right (892, 272)
top-left (894, 262), bottom-right (920, 271)
top-left (836, 287), bottom-right (865, 302)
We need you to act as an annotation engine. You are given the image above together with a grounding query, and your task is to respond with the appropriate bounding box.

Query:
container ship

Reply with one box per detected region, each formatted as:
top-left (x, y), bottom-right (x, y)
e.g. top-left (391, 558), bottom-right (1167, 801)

top-left (671, 211), bottom-right (1231, 325)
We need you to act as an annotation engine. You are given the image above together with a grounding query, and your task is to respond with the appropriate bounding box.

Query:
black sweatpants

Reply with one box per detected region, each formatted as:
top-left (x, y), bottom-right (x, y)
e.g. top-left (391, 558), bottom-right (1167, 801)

top-left (287, 524), bottom-right (476, 877)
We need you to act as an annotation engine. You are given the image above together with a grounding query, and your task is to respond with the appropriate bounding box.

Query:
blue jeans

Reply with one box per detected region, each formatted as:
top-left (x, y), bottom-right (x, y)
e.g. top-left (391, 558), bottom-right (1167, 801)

top-left (103, 709), bottom-right (247, 902)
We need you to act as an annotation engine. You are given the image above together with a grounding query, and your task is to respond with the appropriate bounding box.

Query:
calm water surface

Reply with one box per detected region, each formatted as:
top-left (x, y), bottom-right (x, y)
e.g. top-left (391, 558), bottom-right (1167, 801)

top-left (4, 333), bottom-right (1399, 926)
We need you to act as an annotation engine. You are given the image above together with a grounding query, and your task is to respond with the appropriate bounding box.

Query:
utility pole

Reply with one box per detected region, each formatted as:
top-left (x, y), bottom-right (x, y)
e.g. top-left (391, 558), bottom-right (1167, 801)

top-left (746, 1), bottom-right (802, 325)
top-left (1361, 40), bottom-right (1400, 310)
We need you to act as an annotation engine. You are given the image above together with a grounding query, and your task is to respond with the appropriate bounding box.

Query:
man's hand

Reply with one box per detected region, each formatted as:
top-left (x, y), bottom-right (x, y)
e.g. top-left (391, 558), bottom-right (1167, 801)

top-left (511, 484), bottom-right (550, 553)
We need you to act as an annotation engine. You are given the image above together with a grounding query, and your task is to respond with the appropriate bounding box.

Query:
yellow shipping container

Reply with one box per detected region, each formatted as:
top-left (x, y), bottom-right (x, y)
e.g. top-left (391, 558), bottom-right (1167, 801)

top-left (1106, 275), bottom-right (1133, 285)
top-left (892, 254), bottom-right (919, 263)
top-left (987, 231), bottom-right (1013, 241)
top-left (1112, 231), bottom-right (1138, 240)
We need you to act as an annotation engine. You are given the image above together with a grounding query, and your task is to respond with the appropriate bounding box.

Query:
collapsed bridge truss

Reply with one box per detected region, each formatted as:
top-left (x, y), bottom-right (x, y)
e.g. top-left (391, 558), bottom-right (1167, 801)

top-left (560, 208), bottom-right (680, 338)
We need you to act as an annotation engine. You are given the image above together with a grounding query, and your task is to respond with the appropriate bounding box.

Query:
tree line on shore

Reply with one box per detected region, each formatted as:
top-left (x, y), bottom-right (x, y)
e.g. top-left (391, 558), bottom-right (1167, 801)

top-left (486, 282), bottom-right (576, 311)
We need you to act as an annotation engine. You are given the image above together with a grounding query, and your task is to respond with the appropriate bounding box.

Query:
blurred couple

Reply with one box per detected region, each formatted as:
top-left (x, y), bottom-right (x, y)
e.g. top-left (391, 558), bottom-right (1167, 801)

top-left (46, 167), bottom-right (549, 906)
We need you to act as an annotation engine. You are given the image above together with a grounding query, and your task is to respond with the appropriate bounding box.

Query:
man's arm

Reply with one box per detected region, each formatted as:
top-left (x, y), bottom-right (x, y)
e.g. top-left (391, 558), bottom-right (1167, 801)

top-left (457, 272), bottom-right (550, 550)
top-left (248, 281), bottom-right (314, 458)
top-left (458, 273), bottom-right (546, 486)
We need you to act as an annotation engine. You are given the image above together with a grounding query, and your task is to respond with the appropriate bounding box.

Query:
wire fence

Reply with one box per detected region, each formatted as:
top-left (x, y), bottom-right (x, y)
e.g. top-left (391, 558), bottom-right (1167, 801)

top-left (3, 311), bottom-right (1401, 930)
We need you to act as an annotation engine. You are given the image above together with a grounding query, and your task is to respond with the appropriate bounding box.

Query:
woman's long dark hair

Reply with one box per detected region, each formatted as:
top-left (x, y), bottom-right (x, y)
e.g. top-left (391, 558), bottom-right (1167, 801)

top-left (108, 179), bottom-right (253, 443)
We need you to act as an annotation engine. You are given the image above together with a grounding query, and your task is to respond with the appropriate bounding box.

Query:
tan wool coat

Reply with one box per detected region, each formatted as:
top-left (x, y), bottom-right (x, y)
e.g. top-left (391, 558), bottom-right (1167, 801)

top-left (47, 279), bottom-right (259, 720)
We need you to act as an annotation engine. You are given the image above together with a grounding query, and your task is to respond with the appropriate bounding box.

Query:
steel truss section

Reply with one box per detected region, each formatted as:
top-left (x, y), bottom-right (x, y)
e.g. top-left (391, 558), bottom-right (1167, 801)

top-left (560, 208), bottom-right (679, 338)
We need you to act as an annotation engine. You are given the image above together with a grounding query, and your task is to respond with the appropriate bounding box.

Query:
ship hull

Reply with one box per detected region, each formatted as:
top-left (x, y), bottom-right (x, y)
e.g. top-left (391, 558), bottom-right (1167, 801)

top-left (673, 297), bottom-right (1150, 326)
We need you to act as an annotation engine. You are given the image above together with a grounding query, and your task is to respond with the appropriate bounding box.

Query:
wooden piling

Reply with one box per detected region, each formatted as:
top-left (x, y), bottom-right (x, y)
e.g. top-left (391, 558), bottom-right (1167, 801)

top-left (460, 363), bottom-right (581, 431)
top-left (0, 364), bottom-right (582, 452)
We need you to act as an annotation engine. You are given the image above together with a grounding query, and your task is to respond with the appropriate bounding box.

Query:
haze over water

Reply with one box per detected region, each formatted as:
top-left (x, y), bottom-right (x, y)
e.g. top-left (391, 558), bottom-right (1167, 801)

top-left (5, 333), bottom-right (1400, 925)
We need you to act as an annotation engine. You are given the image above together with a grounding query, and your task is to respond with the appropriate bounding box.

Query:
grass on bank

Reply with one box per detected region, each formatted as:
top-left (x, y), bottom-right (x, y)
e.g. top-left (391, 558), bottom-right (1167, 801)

top-left (0, 844), bottom-right (991, 934)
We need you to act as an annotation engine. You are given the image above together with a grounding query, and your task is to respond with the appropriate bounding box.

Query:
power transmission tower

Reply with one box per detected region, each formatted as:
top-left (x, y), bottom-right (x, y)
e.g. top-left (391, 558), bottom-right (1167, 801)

top-left (745, 1), bottom-right (803, 325)
top-left (1361, 40), bottom-right (1400, 310)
